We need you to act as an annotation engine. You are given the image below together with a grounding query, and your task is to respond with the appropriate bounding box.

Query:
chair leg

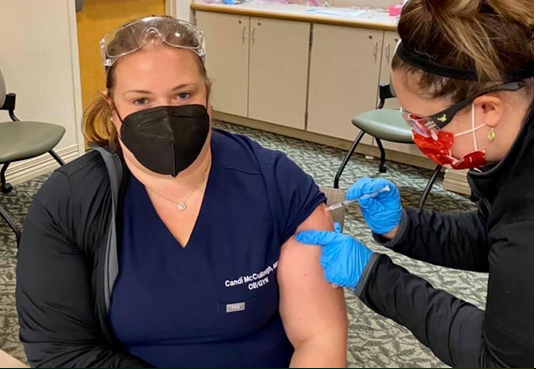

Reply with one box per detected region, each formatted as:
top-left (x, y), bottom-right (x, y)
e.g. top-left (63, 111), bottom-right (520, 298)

top-left (0, 203), bottom-right (21, 248)
top-left (375, 138), bottom-right (387, 173)
top-left (1, 163), bottom-right (13, 194)
top-left (49, 150), bottom-right (65, 166)
top-left (419, 165), bottom-right (442, 210)
top-left (334, 131), bottom-right (366, 189)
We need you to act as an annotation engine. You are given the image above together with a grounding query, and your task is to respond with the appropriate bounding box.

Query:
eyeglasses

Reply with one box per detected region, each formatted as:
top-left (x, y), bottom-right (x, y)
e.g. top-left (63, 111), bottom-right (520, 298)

top-left (100, 16), bottom-right (206, 69)
top-left (400, 81), bottom-right (525, 137)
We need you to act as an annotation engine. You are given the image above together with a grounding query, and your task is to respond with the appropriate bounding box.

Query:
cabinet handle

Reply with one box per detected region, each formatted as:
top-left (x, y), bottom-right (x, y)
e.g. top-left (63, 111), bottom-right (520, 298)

top-left (385, 43), bottom-right (391, 60)
top-left (242, 26), bottom-right (246, 43)
top-left (251, 27), bottom-right (256, 45)
top-left (373, 41), bottom-right (378, 59)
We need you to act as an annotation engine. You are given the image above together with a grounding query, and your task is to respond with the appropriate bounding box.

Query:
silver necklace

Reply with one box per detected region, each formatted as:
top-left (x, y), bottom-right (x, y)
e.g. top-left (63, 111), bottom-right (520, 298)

top-left (146, 164), bottom-right (210, 211)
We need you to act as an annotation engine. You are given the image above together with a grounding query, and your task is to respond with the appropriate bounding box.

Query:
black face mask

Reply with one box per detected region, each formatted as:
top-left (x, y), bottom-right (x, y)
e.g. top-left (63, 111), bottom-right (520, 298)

top-left (117, 104), bottom-right (210, 177)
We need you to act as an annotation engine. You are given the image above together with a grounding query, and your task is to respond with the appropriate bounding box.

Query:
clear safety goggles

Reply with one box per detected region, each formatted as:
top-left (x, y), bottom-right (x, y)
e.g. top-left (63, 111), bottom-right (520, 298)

top-left (100, 16), bottom-right (206, 69)
top-left (400, 81), bottom-right (526, 137)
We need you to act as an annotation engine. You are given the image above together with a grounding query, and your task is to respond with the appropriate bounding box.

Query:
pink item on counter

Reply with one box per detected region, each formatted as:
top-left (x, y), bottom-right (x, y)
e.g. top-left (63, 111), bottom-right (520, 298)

top-left (388, 4), bottom-right (402, 17)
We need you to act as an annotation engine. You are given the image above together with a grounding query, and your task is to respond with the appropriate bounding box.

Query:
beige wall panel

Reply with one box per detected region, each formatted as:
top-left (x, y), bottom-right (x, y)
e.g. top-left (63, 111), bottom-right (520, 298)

top-left (196, 11), bottom-right (250, 116)
top-left (307, 24), bottom-right (382, 143)
top-left (248, 18), bottom-right (310, 129)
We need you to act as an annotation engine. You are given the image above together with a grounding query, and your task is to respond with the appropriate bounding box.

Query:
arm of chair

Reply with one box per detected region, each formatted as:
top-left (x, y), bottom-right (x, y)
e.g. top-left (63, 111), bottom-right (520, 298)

top-left (0, 93), bottom-right (19, 121)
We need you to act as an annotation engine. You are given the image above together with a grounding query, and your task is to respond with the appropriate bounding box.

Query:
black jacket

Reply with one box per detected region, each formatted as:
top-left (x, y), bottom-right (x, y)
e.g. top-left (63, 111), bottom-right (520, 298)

top-left (16, 147), bottom-right (151, 368)
top-left (356, 106), bottom-right (534, 368)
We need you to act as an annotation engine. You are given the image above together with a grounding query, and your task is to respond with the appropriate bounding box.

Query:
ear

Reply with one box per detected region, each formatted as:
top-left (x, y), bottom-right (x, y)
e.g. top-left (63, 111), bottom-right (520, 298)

top-left (474, 95), bottom-right (504, 128)
top-left (101, 90), bottom-right (114, 109)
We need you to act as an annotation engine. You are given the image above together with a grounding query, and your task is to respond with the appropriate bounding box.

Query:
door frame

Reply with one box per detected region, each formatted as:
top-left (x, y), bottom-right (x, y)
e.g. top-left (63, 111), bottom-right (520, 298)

top-left (168, 0), bottom-right (191, 21)
top-left (67, 0), bottom-right (85, 155)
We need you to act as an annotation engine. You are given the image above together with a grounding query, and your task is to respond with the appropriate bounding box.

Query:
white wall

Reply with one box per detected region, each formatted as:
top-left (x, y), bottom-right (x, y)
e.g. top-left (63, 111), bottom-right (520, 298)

top-left (0, 0), bottom-right (83, 184)
top-left (329, 0), bottom-right (401, 7)
top-left (291, 0), bottom-right (401, 7)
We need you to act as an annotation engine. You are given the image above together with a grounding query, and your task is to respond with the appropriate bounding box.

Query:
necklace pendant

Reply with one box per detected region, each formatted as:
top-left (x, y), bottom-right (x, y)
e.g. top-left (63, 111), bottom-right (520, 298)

top-left (177, 203), bottom-right (187, 211)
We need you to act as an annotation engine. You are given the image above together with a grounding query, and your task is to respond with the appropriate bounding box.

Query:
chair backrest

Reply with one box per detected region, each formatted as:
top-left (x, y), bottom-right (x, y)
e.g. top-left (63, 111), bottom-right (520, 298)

top-left (320, 186), bottom-right (346, 231)
top-left (0, 67), bottom-right (6, 109)
top-left (389, 74), bottom-right (396, 97)
top-left (377, 75), bottom-right (397, 109)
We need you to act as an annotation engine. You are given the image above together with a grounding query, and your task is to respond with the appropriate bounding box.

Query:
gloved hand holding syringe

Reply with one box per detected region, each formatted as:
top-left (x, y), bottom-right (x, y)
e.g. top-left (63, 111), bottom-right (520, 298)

top-left (326, 185), bottom-right (390, 212)
top-left (297, 179), bottom-right (402, 289)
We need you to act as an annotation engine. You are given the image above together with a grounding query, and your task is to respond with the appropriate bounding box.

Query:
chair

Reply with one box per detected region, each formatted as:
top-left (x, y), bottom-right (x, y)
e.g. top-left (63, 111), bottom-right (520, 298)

top-left (333, 83), bottom-right (442, 210)
top-left (0, 67), bottom-right (66, 247)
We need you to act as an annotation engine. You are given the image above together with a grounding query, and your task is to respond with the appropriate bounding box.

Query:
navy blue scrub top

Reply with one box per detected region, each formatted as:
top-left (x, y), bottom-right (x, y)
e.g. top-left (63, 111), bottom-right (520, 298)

top-left (109, 129), bottom-right (327, 368)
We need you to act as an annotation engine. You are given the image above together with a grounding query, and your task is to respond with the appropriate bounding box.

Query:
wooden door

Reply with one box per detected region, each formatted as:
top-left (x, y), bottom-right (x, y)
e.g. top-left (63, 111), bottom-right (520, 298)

top-left (195, 11), bottom-right (249, 117)
top-left (248, 18), bottom-right (310, 130)
top-left (76, 0), bottom-right (166, 112)
top-left (307, 24), bottom-right (382, 142)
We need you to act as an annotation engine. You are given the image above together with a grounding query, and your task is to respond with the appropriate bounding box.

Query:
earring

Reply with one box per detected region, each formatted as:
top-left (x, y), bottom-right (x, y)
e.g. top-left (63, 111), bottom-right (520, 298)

top-left (487, 128), bottom-right (496, 142)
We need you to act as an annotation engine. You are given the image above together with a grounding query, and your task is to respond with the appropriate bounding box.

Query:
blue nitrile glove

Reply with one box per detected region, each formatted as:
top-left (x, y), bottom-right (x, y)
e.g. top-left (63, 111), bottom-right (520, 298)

top-left (347, 178), bottom-right (402, 235)
top-left (295, 223), bottom-right (373, 289)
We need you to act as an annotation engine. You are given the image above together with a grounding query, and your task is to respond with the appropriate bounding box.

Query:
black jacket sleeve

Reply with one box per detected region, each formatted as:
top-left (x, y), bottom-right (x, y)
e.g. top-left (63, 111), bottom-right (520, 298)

top-left (375, 207), bottom-right (489, 272)
top-left (356, 220), bottom-right (533, 369)
top-left (16, 172), bottom-right (151, 368)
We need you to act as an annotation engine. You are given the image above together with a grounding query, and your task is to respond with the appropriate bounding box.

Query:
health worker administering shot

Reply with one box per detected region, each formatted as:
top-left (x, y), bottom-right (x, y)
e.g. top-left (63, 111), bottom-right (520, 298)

top-left (296, 0), bottom-right (534, 367)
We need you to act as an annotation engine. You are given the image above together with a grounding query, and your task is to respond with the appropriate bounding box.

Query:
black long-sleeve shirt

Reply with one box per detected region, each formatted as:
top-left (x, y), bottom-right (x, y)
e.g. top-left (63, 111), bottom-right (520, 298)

top-left (355, 106), bottom-right (534, 368)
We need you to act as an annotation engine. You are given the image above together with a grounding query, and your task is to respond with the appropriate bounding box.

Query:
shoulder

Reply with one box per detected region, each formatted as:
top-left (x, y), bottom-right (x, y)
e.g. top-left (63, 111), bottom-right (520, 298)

top-left (212, 129), bottom-right (302, 177)
top-left (490, 184), bottom-right (533, 247)
top-left (27, 150), bottom-right (114, 253)
top-left (34, 150), bottom-right (111, 212)
top-left (493, 169), bottom-right (533, 227)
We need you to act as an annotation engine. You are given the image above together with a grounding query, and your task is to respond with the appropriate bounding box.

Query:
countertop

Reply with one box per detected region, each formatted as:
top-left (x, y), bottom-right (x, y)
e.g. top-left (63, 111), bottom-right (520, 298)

top-left (191, 1), bottom-right (399, 31)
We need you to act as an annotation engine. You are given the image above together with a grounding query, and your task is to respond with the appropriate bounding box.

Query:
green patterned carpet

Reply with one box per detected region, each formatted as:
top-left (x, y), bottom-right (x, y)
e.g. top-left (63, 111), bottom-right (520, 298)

top-left (0, 121), bottom-right (486, 367)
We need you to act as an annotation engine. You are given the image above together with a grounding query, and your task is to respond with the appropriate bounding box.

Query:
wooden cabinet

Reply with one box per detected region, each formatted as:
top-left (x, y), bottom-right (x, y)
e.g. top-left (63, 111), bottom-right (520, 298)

top-left (195, 10), bottom-right (429, 165)
top-left (248, 18), bottom-right (310, 129)
top-left (196, 12), bottom-right (310, 129)
top-left (196, 11), bottom-right (249, 117)
top-left (307, 24), bottom-right (383, 142)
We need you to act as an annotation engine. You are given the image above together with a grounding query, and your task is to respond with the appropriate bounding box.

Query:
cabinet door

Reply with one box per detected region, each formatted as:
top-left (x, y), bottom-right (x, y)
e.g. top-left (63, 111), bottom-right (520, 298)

top-left (195, 11), bottom-right (249, 117)
top-left (377, 31), bottom-right (425, 157)
top-left (378, 31), bottom-right (400, 110)
top-left (248, 18), bottom-right (310, 129)
top-left (307, 24), bottom-right (383, 142)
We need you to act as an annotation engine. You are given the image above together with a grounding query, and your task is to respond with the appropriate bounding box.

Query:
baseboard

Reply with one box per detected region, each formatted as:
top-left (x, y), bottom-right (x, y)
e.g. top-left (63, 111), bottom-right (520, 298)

top-left (214, 111), bottom-right (438, 171)
top-left (3, 144), bottom-right (81, 186)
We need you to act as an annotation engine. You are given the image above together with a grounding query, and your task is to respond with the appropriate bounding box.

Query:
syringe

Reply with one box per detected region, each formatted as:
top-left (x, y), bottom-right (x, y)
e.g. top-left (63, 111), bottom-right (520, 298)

top-left (326, 185), bottom-right (390, 212)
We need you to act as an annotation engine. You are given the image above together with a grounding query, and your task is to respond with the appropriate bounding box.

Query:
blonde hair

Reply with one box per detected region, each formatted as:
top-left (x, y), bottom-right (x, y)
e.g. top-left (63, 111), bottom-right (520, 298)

top-left (392, 0), bottom-right (534, 101)
top-left (82, 16), bottom-right (210, 152)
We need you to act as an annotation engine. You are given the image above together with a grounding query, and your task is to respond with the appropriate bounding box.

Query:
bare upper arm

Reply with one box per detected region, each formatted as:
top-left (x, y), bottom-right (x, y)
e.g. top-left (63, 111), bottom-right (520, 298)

top-left (277, 203), bottom-right (348, 350)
